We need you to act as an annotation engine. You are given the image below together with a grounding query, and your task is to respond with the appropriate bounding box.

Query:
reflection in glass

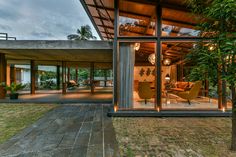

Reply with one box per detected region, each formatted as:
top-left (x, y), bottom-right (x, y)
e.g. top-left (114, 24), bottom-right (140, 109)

top-left (119, 0), bottom-right (156, 36)
top-left (118, 42), bottom-right (156, 109)
top-left (162, 24), bottom-right (200, 37)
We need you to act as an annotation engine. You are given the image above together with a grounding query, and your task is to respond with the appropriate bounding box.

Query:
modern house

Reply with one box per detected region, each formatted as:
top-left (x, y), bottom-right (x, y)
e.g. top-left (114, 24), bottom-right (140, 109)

top-left (0, 0), bottom-right (232, 115)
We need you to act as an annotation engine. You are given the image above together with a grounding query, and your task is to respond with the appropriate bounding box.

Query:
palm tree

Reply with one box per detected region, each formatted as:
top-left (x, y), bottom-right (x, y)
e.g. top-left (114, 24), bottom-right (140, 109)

top-left (67, 25), bottom-right (96, 40)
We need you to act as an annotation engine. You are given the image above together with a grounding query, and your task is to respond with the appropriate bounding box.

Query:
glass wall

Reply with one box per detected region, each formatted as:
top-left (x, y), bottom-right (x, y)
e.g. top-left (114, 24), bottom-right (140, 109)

top-left (118, 42), bottom-right (156, 109)
top-left (119, 0), bottom-right (156, 36)
top-left (37, 65), bottom-right (57, 90)
top-left (161, 42), bottom-right (230, 110)
top-left (113, 0), bottom-right (229, 111)
top-left (162, 7), bottom-right (200, 37)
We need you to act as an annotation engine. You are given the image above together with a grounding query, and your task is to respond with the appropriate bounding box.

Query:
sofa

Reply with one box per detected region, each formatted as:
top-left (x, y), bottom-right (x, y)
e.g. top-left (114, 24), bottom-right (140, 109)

top-left (170, 81), bottom-right (194, 92)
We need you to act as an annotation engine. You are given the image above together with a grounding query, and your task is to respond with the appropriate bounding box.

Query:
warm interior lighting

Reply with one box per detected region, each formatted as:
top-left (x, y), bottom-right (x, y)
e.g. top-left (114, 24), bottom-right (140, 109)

top-left (165, 74), bottom-right (170, 81)
top-left (148, 53), bottom-right (155, 65)
top-left (157, 107), bottom-right (160, 112)
top-left (148, 53), bottom-right (164, 65)
top-left (208, 44), bottom-right (216, 51)
top-left (134, 43), bottom-right (140, 51)
top-left (163, 58), bottom-right (171, 66)
top-left (167, 99), bottom-right (170, 105)
top-left (222, 107), bottom-right (225, 112)
top-left (114, 106), bottom-right (118, 112)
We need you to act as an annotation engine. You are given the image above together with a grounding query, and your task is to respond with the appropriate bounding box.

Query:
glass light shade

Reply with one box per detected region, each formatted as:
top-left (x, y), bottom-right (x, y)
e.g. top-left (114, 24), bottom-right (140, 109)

top-left (134, 43), bottom-right (140, 51)
top-left (165, 74), bottom-right (170, 81)
top-left (148, 53), bottom-right (155, 65)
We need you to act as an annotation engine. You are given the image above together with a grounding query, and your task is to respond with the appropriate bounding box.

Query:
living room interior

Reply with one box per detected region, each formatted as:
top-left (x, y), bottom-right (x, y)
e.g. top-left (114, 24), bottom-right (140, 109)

top-left (120, 41), bottom-right (232, 110)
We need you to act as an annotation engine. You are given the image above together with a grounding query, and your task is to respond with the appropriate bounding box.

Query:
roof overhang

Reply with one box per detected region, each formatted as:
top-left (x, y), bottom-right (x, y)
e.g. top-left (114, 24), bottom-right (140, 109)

top-left (0, 40), bottom-right (113, 65)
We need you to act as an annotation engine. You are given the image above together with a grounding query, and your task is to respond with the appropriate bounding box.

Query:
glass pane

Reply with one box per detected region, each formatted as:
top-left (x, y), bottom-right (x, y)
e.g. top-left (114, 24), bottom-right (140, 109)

top-left (14, 64), bottom-right (31, 92)
top-left (118, 42), bottom-right (156, 109)
top-left (161, 42), bottom-right (232, 110)
top-left (119, 0), bottom-right (156, 36)
top-left (37, 65), bottom-right (57, 90)
top-left (162, 8), bottom-right (200, 37)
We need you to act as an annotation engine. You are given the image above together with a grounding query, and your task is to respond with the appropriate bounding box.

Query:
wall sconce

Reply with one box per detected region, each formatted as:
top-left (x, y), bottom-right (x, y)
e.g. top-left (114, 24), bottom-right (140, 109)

top-left (165, 74), bottom-right (170, 82)
top-left (134, 43), bottom-right (140, 51)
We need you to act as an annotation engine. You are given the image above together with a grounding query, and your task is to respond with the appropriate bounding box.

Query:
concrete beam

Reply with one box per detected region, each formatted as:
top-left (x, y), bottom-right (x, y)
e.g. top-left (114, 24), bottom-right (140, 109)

top-left (0, 40), bottom-right (113, 50)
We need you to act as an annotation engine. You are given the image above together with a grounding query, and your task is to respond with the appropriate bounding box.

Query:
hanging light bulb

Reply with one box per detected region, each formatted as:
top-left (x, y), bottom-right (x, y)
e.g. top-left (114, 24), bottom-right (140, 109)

top-left (163, 58), bottom-right (171, 66)
top-left (208, 44), bottom-right (217, 51)
top-left (148, 53), bottom-right (155, 65)
top-left (134, 43), bottom-right (140, 51)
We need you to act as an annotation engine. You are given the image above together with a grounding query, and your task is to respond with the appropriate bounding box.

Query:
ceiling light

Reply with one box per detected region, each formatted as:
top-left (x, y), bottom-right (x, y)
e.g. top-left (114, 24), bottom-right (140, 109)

top-left (148, 53), bottom-right (155, 65)
top-left (134, 43), bottom-right (140, 51)
top-left (163, 58), bottom-right (171, 66)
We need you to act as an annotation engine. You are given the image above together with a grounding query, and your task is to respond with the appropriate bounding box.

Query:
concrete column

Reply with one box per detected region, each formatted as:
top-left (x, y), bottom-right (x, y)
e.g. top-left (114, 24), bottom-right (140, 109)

top-left (75, 67), bottom-right (78, 83)
top-left (104, 69), bottom-right (107, 87)
top-left (10, 64), bottom-right (16, 84)
top-left (6, 64), bottom-right (10, 86)
top-left (35, 65), bottom-right (38, 90)
top-left (62, 62), bottom-right (66, 94)
top-left (56, 65), bottom-right (60, 90)
top-left (0, 53), bottom-right (6, 99)
top-left (30, 60), bottom-right (36, 94)
top-left (90, 62), bottom-right (94, 94)
top-left (67, 67), bottom-right (70, 82)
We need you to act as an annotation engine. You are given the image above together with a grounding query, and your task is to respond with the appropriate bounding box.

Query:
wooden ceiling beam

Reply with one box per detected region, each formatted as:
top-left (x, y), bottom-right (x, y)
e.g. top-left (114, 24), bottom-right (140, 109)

top-left (121, 0), bottom-right (191, 13)
top-left (88, 4), bottom-right (196, 27)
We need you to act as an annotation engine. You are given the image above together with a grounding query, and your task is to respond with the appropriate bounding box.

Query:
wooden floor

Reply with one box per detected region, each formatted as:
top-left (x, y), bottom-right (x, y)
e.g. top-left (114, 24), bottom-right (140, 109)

top-left (133, 92), bottom-right (232, 110)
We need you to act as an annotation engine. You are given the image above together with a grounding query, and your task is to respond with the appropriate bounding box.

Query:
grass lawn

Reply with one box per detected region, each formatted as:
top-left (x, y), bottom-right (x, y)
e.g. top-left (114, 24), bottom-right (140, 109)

top-left (0, 103), bottom-right (57, 144)
top-left (113, 118), bottom-right (236, 157)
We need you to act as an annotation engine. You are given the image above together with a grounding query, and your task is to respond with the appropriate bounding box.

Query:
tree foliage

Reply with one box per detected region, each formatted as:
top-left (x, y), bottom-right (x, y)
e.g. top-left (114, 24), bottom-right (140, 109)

top-left (186, 0), bottom-right (236, 150)
top-left (67, 25), bottom-right (97, 40)
top-left (186, 0), bottom-right (236, 85)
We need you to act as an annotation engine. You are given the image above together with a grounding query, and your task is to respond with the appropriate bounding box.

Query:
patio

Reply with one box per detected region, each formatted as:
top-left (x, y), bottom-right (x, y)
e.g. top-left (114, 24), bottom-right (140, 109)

top-left (0, 87), bottom-right (112, 103)
top-left (0, 104), bottom-right (119, 157)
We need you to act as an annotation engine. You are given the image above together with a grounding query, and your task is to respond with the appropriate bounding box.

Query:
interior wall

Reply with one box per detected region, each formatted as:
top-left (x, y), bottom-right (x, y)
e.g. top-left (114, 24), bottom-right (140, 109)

top-left (162, 66), bottom-right (171, 90)
top-left (134, 66), bottom-right (171, 91)
top-left (170, 64), bottom-right (177, 82)
top-left (134, 66), bottom-right (155, 82)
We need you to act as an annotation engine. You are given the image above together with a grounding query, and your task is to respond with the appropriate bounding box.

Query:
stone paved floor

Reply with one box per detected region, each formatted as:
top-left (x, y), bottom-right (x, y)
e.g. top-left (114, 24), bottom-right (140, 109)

top-left (0, 104), bottom-right (119, 157)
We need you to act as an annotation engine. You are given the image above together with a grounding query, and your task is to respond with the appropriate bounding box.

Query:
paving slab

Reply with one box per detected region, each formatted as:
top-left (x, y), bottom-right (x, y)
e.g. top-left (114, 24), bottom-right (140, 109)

top-left (0, 104), bottom-right (120, 157)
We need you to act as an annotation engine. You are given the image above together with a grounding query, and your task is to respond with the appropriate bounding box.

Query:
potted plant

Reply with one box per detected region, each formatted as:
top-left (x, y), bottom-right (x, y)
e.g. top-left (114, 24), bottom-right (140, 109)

top-left (5, 83), bottom-right (26, 100)
top-left (0, 82), bottom-right (6, 99)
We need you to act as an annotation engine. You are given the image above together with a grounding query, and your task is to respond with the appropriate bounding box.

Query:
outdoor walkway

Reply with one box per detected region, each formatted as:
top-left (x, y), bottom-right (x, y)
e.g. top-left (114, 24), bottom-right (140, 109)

top-left (0, 88), bottom-right (113, 104)
top-left (0, 104), bottom-right (119, 157)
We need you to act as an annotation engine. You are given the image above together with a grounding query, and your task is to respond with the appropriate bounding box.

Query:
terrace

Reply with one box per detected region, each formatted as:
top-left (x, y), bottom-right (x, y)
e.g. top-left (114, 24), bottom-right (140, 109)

top-left (0, 40), bottom-right (113, 103)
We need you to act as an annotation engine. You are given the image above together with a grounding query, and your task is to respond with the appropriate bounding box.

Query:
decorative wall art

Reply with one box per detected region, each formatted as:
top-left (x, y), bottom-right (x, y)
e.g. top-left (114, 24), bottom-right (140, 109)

top-left (146, 68), bottom-right (151, 76)
top-left (139, 68), bottom-right (145, 77)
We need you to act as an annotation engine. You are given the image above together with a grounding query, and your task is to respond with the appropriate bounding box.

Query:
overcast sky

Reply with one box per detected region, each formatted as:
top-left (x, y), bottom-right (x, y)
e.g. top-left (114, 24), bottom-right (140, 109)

top-left (0, 0), bottom-right (100, 40)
